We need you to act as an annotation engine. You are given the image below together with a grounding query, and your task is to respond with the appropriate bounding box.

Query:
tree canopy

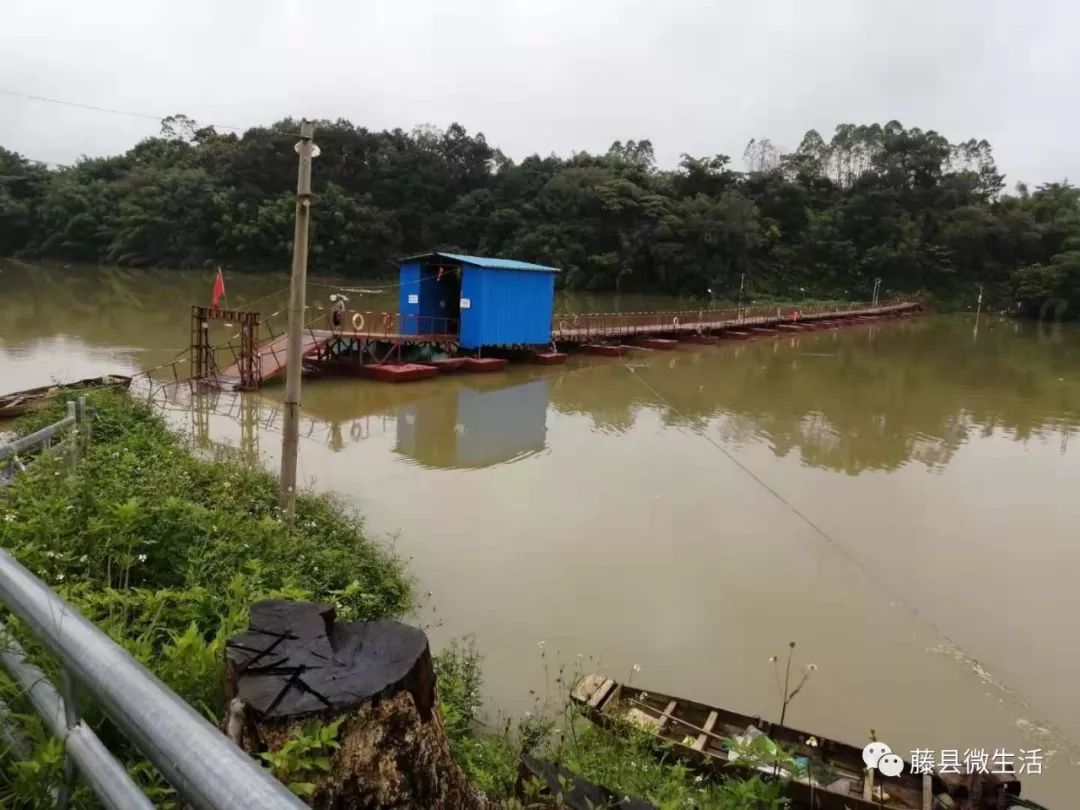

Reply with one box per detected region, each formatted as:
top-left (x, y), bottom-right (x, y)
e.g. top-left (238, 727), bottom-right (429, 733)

top-left (3, 117), bottom-right (1079, 315)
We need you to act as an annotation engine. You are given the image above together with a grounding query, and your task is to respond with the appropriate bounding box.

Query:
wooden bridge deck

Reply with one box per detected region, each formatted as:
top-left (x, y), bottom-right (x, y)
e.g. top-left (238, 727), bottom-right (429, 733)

top-left (212, 329), bottom-right (458, 390)
top-left (212, 332), bottom-right (327, 389)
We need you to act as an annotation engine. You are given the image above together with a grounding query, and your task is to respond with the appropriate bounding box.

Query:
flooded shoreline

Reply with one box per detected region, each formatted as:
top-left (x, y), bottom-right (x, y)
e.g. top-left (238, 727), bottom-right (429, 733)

top-left (3, 263), bottom-right (1079, 805)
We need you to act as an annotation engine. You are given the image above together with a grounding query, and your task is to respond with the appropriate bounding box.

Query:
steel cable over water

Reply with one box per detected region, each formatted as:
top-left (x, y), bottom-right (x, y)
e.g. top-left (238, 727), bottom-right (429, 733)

top-left (615, 325), bottom-right (1079, 763)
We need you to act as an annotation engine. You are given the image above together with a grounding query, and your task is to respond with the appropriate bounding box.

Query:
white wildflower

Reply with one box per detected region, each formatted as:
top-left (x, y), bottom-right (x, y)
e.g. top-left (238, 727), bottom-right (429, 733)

top-left (137, 554), bottom-right (148, 563)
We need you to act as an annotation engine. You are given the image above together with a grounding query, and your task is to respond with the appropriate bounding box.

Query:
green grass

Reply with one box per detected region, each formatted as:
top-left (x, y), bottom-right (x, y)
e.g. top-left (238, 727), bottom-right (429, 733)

top-left (0, 390), bottom-right (411, 806)
top-left (435, 642), bottom-right (792, 810)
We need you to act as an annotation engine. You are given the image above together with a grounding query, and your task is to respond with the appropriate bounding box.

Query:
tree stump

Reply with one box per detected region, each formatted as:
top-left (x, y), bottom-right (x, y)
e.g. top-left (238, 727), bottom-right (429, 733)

top-left (223, 599), bottom-right (490, 809)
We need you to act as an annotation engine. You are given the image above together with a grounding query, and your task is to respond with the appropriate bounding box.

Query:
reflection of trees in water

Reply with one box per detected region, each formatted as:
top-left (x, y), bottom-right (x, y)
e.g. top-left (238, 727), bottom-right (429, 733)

top-left (549, 318), bottom-right (1080, 474)
top-left (546, 367), bottom-right (650, 434)
top-left (104, 301), bottom-right (1080, 477)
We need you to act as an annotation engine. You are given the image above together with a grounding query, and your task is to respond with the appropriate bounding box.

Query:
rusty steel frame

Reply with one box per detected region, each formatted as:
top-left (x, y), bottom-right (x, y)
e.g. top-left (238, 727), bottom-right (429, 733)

top-left (190, 306), bottom-right (262, 390)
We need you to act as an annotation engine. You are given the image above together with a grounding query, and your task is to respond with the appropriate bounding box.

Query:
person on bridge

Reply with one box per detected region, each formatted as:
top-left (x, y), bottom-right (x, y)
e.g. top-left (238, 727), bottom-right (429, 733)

top-left (330, 293), bottom-right (349, 333)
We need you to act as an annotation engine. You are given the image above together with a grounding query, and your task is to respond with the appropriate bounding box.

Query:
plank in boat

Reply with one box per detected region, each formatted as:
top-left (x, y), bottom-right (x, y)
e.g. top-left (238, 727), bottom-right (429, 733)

top-left (0, 375), bottom-right (131, 419)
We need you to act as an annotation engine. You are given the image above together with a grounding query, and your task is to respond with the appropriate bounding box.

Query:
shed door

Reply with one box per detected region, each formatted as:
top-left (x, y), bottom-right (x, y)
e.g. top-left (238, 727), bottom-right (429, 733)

top-left (421, 266), bottom-right (460, 335)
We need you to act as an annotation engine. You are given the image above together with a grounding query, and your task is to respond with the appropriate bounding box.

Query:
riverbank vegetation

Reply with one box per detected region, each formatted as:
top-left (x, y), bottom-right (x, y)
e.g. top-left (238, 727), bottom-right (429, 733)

top-left (436, 640), bottom-right (791, 809)
top-left (2, 118), bottom-right (1080, 317)
top-left (0, 390), bottom-right (411, 805)
top-left (0, 392), bottom-right (784, 808)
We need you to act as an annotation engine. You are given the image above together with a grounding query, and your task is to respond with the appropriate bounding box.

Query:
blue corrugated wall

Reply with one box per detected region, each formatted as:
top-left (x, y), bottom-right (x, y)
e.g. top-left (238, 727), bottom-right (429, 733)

top-left (459, 265), bottom-right (555, 348)
top-left (398, 261), bottom-right (421, 335)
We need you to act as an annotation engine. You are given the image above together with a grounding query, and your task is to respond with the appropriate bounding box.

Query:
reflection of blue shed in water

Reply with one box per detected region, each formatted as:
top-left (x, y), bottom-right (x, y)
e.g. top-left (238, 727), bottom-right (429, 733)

top-left (397, 252), bottom-right (559, 349)
top-left (395, 379), bottom-right (549, 469)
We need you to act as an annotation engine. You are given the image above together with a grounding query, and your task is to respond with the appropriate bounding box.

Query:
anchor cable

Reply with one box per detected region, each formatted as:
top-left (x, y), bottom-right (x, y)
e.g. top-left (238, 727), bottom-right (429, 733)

top-left (616, 343), bottom-right (1078, 760)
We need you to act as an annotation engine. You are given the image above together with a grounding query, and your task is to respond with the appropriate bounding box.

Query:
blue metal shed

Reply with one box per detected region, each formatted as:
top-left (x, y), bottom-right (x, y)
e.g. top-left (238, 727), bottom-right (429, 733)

top-left (397, 252), bottom-right (559, 349)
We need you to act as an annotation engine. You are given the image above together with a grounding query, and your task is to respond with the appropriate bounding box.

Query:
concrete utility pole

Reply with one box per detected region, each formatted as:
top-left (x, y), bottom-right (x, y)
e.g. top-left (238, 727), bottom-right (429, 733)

top-left (279, 120), bottom-right (317, 520)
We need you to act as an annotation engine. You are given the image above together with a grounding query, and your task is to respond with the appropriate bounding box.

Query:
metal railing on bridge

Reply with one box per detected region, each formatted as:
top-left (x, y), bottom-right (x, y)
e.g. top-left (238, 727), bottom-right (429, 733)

top-left (550, 298), bottom-right (911, 341)
top-left (0, 403), bottom-right (306, 810)
top-left (309, 309), bottom-right (460, 339)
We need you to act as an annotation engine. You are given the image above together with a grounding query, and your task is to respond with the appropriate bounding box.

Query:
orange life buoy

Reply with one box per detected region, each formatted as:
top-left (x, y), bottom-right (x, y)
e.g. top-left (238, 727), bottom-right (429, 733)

top-left (351, 312), bottom-right (365, 331)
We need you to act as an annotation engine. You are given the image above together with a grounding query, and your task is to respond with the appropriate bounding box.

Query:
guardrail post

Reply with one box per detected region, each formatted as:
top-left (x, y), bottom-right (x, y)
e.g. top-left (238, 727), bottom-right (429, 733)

top-left (57, 668), bottom-right (81, 807)
top-left (65, 401), bottom-right (77, 474)
top-left (74, 396), bottom-right (87, 462)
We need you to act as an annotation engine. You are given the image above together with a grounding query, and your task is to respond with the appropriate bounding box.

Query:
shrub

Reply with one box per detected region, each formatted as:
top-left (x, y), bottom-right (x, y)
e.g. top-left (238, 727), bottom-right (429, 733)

top-left (0, 390), bottom-right (411, 806)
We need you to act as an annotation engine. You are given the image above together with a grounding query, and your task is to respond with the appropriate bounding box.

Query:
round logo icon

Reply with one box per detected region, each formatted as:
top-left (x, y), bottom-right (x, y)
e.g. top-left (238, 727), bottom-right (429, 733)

top-left (878, 753), bottom-right (905, 778)
top-left (862, 741), bottom-right (892, 769)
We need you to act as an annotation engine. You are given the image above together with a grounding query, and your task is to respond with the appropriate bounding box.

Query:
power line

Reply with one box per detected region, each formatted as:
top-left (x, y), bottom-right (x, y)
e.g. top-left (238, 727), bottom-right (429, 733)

top-left (0, 88), bottom-right (245, 132)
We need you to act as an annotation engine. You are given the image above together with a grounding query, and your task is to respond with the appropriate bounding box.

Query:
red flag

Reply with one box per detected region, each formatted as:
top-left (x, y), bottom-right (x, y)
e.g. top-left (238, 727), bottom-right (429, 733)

top-left (211, 269), bottom-right (225, 310)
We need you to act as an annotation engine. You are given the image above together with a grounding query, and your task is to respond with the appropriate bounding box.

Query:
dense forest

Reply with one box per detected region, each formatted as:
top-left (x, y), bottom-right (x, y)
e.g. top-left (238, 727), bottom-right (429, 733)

top-left (2, 116), bottom-right (1079, 316)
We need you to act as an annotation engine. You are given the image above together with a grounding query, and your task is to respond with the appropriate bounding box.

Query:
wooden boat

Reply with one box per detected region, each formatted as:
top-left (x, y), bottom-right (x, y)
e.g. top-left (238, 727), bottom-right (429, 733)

top-left (571, 674), bottom-right (1024, 810)
top-left (0, 375), bottom-right (132, 419)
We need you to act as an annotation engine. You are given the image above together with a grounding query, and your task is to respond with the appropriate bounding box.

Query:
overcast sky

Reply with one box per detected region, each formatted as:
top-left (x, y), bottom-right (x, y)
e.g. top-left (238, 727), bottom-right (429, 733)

top-left (2, 0), bottom-right (1077, 188)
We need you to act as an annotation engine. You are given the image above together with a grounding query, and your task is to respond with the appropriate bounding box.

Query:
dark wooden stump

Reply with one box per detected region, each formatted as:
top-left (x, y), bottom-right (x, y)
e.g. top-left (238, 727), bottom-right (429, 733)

top-left (223, 599), bottom-right (490, 809)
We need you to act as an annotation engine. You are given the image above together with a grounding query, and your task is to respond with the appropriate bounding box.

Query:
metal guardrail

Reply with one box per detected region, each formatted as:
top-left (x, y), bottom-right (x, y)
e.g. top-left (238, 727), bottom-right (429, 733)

top-left (0, 550), bottom-right (307, 810)
top-left (0, 407), bottom-right (76, 461)
top-left (0, 399), bottom-right (307, 809)
top-left (2, 400), bottom-right (88, 493)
